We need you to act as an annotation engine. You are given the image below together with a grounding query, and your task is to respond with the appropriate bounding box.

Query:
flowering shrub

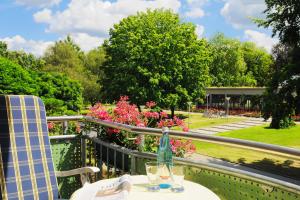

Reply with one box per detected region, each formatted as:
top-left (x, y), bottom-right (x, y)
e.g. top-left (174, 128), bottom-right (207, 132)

top-left (87, 96), bottom-right (196, 157)
top-left (170, 139), bottom-right (196, 157)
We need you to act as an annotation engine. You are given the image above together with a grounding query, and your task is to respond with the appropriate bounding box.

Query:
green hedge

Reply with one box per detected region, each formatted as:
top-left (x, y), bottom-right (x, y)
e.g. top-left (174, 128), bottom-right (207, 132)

top-left (0, 57), bottom-right (83, 115)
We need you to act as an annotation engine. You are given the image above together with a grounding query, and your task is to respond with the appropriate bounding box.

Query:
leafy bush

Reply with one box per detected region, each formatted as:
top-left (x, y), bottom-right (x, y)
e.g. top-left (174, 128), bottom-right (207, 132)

top-left (87, 96), bottom-right (195, 157)
top-left (36, 72), bottom-right (83, 115)
top-left (0, 57), bottom-right (83, 115)
top-left (0, 57), bottom-right (38, 94)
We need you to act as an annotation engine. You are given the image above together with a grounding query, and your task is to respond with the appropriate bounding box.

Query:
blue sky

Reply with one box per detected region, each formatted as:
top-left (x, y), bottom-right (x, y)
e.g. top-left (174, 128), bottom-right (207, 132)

top-left (0, 0), bottom-right (278, 56)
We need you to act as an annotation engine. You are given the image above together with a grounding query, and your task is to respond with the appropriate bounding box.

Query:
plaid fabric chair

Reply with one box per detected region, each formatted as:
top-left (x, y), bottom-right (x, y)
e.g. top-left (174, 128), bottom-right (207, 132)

top-left (0, 95), bottom-right (99, 200)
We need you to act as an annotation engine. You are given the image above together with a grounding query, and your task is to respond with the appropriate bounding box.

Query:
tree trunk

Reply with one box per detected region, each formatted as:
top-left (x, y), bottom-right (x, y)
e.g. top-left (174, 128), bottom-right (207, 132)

top-left (137, 104), bottom-right (142, 112)
top-left (171, 107), bottom-right (175, 118)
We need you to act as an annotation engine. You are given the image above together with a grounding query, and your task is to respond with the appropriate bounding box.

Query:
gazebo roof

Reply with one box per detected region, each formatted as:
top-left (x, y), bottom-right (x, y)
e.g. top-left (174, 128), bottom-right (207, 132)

top-left (205, 87), bottom-right (266, 95)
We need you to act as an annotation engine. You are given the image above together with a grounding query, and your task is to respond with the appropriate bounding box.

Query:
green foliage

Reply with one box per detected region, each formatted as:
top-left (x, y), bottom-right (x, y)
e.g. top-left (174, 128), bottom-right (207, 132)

top-left (43, 36), bottom-right (84, 71)
top-left (0, 57), bottom-right (38, 94)
top-left (257, 0), bottom-right (300, 47)
top-left (36, 72), bottom-right (83, 115)
top-left (101, 9), bottom-right (211, 112)
top-left (0, 41), bottom-right (45, 70)
top-left (209, 33), bottom-right (267, 87)
top-left (262, 44), bottom-right (297, 129)
top-left (257, 0), bottom-right (300, 128)
top-left (84, 46), bottom-right (106, 76)
top-left (0, 42), bottom-right (8, 57)
top-left (43, 36), bottom-right (102, 104)
top-left (0, 57), bottom-right (83, 115)
top-left (242, 42), bottom-right (274, 86)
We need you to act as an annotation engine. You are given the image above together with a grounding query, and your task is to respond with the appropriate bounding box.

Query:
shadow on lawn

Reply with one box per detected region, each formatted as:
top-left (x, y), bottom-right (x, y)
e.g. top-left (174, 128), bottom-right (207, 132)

top-left (224, 157), bottom-right (300, 181)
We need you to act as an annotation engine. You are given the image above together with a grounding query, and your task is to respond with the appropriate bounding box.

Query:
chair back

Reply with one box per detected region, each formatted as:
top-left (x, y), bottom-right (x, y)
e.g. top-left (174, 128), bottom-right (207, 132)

top-left (0, 95), bottom-right (59, 200)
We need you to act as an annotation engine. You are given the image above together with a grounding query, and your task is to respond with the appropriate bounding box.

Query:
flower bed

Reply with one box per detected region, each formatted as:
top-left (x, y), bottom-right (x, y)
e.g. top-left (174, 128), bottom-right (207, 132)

top-left (87, 96), bottom-right (195, 157)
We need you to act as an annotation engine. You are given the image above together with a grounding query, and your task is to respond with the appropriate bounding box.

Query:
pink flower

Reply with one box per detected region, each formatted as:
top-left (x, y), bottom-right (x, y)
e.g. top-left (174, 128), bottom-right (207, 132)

top-left (190, 144), bottom-right (196, 153)
top-left (171, 145), bottom-right (177, 153)
top-left (120, 96), bottom-right (129, 101)
top-left (75, 124), bottom-right (81, 133)
top-left (108, 128), bottom-right (120, 134)
top-left (146, 101), bottom-right (156, 108)
top-left (135, 136), bottom-right (141, 145)
top-left (160, 111), bottom-right (168, 118)
top-left (174, 116), bottom-right (184, 126)
top-left (143, 111), bottom-right (159, 119)
top-left (183, 126), bottom-right (189, 132)
top-left (87, 96), bottom-right (196, 156)
top-left (174, 139), bottom-right (182, 147)
top-left (137, 123), bottom-right (146, 127)
top-left (47, 122), bottom-right (54, 130)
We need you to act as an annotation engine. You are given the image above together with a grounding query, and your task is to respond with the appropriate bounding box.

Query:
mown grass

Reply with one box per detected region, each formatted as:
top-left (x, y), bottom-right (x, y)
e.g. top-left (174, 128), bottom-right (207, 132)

top-left (217, 125), bottom-right (300, 149)
top-left (183, 113), bottom-right (244, 129)
top-left (193, 125), bottom-right (300, 180)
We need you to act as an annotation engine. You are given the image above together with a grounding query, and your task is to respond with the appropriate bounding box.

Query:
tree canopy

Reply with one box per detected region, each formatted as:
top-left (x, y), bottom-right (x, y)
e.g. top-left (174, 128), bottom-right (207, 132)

top-left (242, 42), bottom-right (273, 86)
top-left (43, 36), bottom-right (103, 104)
top-left (101, 9), bottom-right (211, 115)
top-left (0, 41), bottom-right (45, 70)
top-left (209, 33), bottom-right (256, 87)
top-left (0, 57), bottom-right (83, 115)
top-left (208, 33), bottom-right (273, 87)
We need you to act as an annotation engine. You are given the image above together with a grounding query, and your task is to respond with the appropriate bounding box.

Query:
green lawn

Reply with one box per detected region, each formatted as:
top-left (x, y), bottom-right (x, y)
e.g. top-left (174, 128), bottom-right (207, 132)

top-left (193, 125), bottom-right (300, 180)
top-left (169, 112), bottom-right (244, 129)
top-left (217, 125), bottom-right (300, 149)
top-left (184, 113), bottom-right (244, 129)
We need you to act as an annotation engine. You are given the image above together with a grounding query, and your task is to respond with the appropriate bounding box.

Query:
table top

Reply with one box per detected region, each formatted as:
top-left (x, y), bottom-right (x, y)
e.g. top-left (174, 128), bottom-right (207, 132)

top-left (71, 175), bottom-right (220, 200)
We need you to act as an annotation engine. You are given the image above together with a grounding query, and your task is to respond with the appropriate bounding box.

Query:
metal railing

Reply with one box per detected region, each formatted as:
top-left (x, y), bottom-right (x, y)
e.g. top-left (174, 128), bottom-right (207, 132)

top-left (82, 116), bottom-right (300, 161)
top-left (48, 115), bottom-right (300, 197)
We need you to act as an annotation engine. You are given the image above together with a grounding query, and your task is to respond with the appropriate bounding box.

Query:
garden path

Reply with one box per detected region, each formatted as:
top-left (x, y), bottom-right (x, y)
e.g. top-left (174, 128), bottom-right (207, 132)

top-left (190, 118), bottom-right (269, 135)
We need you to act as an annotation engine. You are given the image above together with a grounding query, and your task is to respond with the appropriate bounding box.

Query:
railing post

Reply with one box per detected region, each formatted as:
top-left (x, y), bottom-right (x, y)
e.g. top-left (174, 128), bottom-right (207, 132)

top-left (81, 137), bottom-right (86, 167)
top-left (130, 152), bottom-right (136, 175)
top-left (62, 117), bottom-right (68, 135)
top-left (138, 134), bottom-right (145, 152)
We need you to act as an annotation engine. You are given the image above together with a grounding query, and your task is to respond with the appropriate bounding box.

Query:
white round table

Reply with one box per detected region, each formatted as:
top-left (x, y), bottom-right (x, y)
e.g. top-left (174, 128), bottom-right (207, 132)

top-left (71, 175), bottom-right (220, 200)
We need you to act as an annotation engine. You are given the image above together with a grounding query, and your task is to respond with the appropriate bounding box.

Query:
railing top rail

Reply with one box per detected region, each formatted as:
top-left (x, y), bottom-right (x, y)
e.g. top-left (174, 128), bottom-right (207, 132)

top-left (84, 116), bottom-right (300, 160)
top-left (85, 135), bottom-right (300, 193)
top-left (47, 115), bottom-right (84, 121)
top-left (47, 115), bottom-right (300, 160)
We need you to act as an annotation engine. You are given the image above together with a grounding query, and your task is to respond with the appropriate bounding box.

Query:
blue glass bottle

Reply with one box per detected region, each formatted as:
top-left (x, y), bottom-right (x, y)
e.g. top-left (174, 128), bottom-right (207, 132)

top-left (157, 126), bottom-right (173, 189)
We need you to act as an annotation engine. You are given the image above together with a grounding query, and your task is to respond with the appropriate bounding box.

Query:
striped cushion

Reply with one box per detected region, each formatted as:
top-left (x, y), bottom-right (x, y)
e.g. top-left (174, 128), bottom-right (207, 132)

top-left (0, 95), bottom-right (59, 200)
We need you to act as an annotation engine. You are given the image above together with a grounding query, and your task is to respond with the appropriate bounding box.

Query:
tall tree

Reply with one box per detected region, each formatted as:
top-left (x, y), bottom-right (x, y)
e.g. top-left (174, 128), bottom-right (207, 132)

top-left (101, 9), bottom-right (211, 116)
top-left (242, 42), bottom-right (273, 86)
top-left (257, 0), bottom-right (300, 128)
top-left (0, 41), bottom-right (45, 70)
top-left (84, 46), bottom-right (106, 76)
top-left (209, 33), bottom-right (257, 87)
top-left (43, 36), bottom-right (101, 104)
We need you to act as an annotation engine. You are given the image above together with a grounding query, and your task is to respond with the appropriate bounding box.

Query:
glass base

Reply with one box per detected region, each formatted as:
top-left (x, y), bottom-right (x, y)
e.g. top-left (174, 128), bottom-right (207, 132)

top-left (171, 186), bottom-right (184, 193)
top-left (159, 183), bottom-right (171, 189)
top-left (147, 185), bottom-right (160, 192)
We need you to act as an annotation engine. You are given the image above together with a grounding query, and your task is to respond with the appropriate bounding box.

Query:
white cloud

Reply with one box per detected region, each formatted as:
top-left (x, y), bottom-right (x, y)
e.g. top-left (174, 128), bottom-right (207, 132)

top-left (34, 0), bottom-right (181, 36)
top-left (0, 35), bottom-right (53, 56)
top-left (34, 8), bottom-right (52, 22)
top-left (186, 0), bottom-right (208, 6)
top-left (71, 33), bottom-right (105, 51)
top-left (185, 8), bottom-right (205, 18)
top-left (195, 24), bottom-right (205, 38)
top-left (221, 0), bottom-right (266, 29)
top-left (244, 29), bottom-right (278, 53)
top-left (15, 0), bottom-right (61, 8)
